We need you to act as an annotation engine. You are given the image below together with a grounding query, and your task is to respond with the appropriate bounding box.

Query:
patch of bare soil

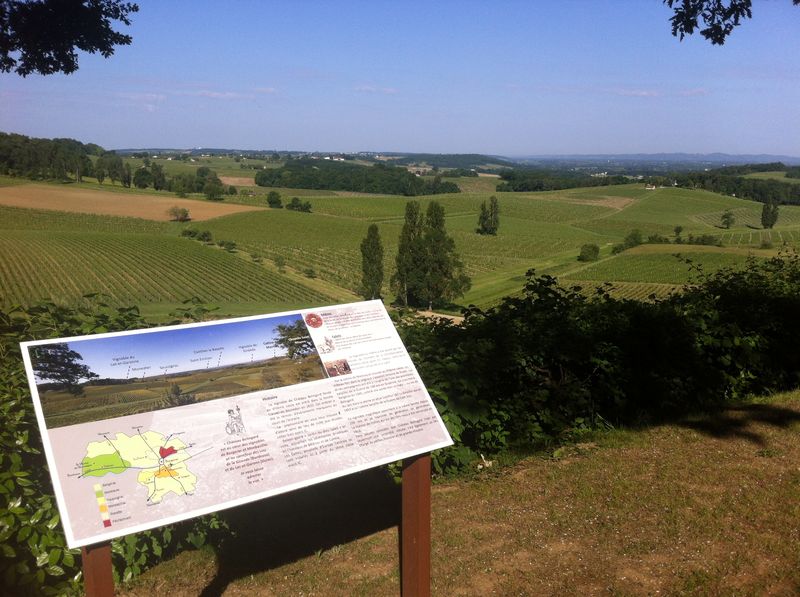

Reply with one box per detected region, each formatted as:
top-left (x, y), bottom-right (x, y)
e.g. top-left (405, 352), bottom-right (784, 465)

top-left (219, 176), bottom-right (256, 187)
top-left (0, 184), bottom-right (265, 221)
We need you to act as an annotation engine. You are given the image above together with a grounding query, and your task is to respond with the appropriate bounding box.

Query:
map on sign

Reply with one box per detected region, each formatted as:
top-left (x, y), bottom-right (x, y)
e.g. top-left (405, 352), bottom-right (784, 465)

top-left (21, 301), bottom-right (452, 548)
top-left (82, 431), bottom-right (199, 504)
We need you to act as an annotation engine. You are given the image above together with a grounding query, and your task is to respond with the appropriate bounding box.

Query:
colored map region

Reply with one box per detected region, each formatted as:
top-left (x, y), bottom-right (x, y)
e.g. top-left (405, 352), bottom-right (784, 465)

top-left (82, 431), bottom-right (197, 504)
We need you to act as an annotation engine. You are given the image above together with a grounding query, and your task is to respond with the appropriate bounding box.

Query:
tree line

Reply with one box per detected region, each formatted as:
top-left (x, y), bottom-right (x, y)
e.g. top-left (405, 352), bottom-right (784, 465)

top-left (672, 170), bottom-right (800, 205)
top-left (0, 132), bottom-right (100, 181)
top-left (254, 159), bottom-right (461, 196)
top-left (495, 169), bottom-right (629, 192)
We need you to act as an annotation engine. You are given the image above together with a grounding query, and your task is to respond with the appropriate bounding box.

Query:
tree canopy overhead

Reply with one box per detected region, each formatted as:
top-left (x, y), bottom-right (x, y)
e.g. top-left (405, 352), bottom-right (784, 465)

top-left (665, 0), bottom-right (799, 45)
top-left (0, 0), bottom-right (139, 76)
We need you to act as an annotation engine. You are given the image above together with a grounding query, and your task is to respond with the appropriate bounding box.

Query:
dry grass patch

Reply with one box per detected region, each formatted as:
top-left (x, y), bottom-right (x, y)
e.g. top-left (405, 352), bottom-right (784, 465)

top-left (0, 184), bottom-right (264, 221)
top-left (120, 392), bottom-right (800, 596)
top-left (219, 176), bottom-right (256, 187)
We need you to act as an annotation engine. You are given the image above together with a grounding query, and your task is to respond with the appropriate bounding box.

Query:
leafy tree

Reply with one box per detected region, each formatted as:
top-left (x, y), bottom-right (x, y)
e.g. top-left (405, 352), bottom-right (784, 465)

top-left (162, 383), bottom-right (196, 407)
top-left (274, 319), bottom-right (315, 359)
top-left (227, 185), bottom-right (237, 195)
top-left (132, 167), bottom-right (152, 189)
top-left (476, 200), bottom-right (490, 234)
top-left (488, 195), bottom-right (500, 234)
top-left (30, 343), bottom-right (98, 395)
top-left (167, 205), bottom-right (190, 221)
top-left (674, 225), bottom-right (684, 240)
top-left (721, 209), bottom-right (736, 229)
top-left (392, 200), bottom-right (426, 306)
top-left (360, 224), bottom-right (384, 300)
top-left (420, 201), bottom-right (471, 310)
top-left (150, 162), bottom-right (166, 190)
top-left (624, 229), bottom-right (643, 247)
top-left (477, 196), bottom-right (500, 235)
top-left (267, 190), bottom-right (282, 208)
top-left (761, 201), bottom-right (779, 229)
top-left (121, 162), bottom-right (132, 187)
top-left (203, 179), bottom-right (224, 200)
top-left (577, 243), bottom-right (600, 262)
top-left (95, 163), bottom-right (105, 184)
top-left (664, 0), bottom-right (799, 45)
top-left (0, 0), bottom-right (139, 76)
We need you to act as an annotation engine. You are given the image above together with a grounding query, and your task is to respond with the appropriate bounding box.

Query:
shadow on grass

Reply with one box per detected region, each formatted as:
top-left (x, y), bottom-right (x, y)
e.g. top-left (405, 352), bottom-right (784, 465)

top-left (199, 467), bottom-right (400, 597)
top-left (677, 402), bottom-right (800, 446)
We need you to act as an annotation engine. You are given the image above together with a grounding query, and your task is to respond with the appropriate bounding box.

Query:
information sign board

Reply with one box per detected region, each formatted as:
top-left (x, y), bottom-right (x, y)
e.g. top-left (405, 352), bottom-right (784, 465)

top-left (20, 300), bottom-right (452, 548)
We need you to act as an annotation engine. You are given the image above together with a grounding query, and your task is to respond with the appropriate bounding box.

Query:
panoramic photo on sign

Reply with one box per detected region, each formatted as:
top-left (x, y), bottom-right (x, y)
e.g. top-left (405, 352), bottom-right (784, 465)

top-left (20, 301), bottom-right (452, 548)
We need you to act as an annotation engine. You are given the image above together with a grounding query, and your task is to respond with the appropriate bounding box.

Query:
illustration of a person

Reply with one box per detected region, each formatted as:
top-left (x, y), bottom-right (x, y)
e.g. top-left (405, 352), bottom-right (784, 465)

top-left (225, 405), bottom-right (245, 435)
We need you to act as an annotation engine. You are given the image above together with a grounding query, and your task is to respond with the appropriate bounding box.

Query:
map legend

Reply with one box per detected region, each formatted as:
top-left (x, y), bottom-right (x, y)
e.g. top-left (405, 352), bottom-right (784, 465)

top-left (94, 484), bottom-right (111, 528)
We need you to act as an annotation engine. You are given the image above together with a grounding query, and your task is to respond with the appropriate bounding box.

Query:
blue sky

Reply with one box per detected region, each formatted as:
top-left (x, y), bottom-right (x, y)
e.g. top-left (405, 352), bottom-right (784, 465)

top-left (38, 314), bottom-right (304, 381)
top-left (1, 1), bottom-right (798, 155)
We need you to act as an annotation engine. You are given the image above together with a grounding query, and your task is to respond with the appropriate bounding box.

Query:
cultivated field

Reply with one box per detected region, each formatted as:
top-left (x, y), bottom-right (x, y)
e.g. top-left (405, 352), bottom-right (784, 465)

top-left (2, 179), bottom-right (800, 313)
top-left (0, 183), bottom-right (264, 221)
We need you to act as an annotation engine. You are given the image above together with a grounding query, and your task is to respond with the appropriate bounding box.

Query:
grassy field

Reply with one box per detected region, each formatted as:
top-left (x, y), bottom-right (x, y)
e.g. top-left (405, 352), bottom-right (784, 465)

top-left (118, 390), bottom-right (800, 596)
top-left (2, 179), bottom-right (800, 313)
top-left (744, 170), bottom-right (800, 184)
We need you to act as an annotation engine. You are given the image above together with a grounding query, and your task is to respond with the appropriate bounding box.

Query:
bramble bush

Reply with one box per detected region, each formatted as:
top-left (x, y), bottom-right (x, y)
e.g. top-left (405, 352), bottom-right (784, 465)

top-left (398, 251), bottom-right (800, 475)
top-left (0, 297), bottom-right (230, 595)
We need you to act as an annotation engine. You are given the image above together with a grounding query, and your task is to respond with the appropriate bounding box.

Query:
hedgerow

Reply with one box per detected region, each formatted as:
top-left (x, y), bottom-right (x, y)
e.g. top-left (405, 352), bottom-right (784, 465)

top-left (398, 251), bottom-right (800, 475)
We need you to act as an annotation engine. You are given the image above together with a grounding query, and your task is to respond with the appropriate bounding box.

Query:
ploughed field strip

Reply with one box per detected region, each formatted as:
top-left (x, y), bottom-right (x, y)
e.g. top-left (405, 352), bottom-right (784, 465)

top-left (0, 183), bottom-right (265, 221)
top-left (0, 231), bottom-right (332, 307)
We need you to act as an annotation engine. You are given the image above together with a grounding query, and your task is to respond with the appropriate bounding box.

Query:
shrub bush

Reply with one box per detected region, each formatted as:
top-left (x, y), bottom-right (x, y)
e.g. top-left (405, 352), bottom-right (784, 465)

top-left (577, 243), bottom-right (600, 262)
top-left (398, 252), bottom-right (800, 474)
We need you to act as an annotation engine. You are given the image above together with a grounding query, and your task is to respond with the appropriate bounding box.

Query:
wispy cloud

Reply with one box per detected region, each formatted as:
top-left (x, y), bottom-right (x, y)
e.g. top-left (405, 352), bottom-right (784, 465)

top-left (611, 88), bottom-right (661, 98)
top-left (354, 84), bottom-right (398, 95)
top-left (254, 86), bottom-right (277, 94)
top-left (115, 92), bottom-right (167, 103)
top-left (113, 92), bottom-right (167, 112)
top-left (677, 87), bottom-right (710, 97)
top-left (190, 90), bottom-right (255, 100)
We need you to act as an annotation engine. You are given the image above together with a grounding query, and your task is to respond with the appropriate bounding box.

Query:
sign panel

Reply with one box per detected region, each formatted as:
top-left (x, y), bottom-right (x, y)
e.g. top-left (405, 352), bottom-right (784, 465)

top-left (20, 301), bottom-right (452, 548)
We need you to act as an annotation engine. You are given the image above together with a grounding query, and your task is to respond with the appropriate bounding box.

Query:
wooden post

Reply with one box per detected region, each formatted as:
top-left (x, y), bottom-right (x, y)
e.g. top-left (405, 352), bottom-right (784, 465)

top-left (81, 541), bottom-right (114, 597)
top-left (400, 453), bottom-right (431, 597)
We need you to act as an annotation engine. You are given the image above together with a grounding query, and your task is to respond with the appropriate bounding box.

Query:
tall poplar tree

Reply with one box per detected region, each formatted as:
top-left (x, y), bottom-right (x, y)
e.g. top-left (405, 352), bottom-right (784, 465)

top-left (391, 201), bottom-right (425, 306)
top-left (421, 201), bottom-right (471, 310)
top-left (761, 200), bottom-right (779, 229)
top-left (476, 195), bottom-right (500, 235)
top-left (360, 224), bottom-right (384, 300)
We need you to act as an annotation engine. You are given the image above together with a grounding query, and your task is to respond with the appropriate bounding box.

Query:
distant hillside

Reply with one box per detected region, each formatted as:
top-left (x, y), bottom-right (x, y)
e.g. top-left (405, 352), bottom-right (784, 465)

top-left (373, 153), bottom-right (515, 170)
top-left (512, 153), bottom-right (800, 174)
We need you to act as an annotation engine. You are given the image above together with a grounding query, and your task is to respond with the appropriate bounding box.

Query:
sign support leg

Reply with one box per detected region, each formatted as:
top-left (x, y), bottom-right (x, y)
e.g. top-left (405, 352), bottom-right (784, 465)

top-left (81, 541), bottom-right (114, 597)
top-left (401, 453), bottom-right (431, 597)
